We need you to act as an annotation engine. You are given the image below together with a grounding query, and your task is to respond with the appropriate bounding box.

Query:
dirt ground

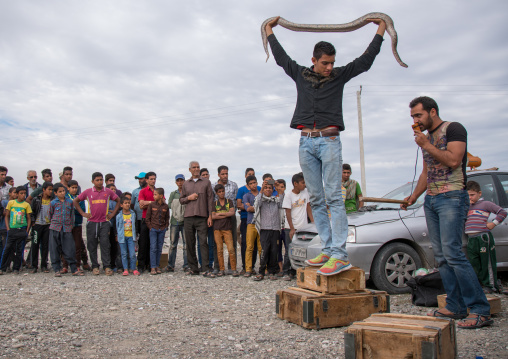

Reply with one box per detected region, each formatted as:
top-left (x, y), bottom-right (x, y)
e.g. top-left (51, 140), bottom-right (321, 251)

top-left (0, 266), bottom-right (506, 358)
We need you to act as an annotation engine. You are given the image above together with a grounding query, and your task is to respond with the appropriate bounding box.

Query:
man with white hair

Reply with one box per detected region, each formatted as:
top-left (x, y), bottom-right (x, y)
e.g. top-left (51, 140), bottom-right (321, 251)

top-left (23, 170), bottom-right (41, 197)
top-left (180, 161), bottom-right (215, 277)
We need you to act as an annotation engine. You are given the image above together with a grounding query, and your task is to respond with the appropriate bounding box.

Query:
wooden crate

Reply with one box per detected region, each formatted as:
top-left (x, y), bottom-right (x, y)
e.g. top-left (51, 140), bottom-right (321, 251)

top-left (437, 294), bottom-right (501, 315)
top-left (276, 287), bottom-right (389, 330)
top-left (345, 313), bottom-right (456, 359)
top-left (296, 266), bottom-right (365, 294)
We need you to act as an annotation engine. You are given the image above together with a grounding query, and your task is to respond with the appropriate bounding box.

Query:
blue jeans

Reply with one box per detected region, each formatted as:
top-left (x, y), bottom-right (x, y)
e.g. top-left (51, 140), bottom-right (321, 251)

top-left (119, 236), bottom-right (137, 270)
top-left (424, 190), bottom-right (490, 316)
top-left (299, 135), bottom-right (348, 260)
top-left (149, 228), bottom-right (166, 268)
top-left (168, 224), bottom-right (187, 269)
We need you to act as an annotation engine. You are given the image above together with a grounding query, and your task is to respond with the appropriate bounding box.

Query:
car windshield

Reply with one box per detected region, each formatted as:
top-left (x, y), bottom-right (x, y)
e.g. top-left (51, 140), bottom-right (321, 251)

top-left (378, 182), bottom-right (424, 210)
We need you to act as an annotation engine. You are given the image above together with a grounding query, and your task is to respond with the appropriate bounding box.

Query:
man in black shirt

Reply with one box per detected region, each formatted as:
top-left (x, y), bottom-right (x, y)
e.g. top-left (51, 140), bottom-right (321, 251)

top-left (265, 17), bottom-right (386, 276)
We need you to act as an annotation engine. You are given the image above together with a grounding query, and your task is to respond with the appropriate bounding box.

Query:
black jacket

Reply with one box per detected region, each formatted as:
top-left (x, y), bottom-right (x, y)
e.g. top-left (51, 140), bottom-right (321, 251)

top-left (268, 33), bottom-right (383, 131)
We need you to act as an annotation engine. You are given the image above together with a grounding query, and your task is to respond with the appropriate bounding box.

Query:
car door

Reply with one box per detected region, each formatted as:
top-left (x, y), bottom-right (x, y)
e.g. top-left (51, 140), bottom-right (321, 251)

top-left (490, 173), bottom-right (508, 269)
top-left (467, 172), bottom-right (508, 270)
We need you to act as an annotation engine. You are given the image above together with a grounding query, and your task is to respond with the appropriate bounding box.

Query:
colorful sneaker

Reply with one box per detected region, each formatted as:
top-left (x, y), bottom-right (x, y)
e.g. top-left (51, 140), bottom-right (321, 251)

top-left (317, 258), bottom-right (352, 276)
top-left (305, 253), bottom-right (330, 267)
top-left (122, 270), bottom-right (129, 276)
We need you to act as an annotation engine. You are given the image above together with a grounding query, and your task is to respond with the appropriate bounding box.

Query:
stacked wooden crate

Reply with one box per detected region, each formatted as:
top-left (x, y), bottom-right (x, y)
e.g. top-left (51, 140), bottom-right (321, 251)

top-left (276, 266), bottom-right (390, 329)
top-left (345, 313), bottom-right (457, 358)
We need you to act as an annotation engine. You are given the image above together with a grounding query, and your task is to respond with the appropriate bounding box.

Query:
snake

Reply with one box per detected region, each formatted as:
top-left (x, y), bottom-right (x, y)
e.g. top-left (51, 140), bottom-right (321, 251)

top-left (261, 12), bottom-right (408, 68)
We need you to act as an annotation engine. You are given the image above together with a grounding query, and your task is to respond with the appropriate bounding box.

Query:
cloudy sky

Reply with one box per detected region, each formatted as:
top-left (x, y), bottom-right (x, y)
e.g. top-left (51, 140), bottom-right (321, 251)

top-left (1, 0), bottom-right (507, 197)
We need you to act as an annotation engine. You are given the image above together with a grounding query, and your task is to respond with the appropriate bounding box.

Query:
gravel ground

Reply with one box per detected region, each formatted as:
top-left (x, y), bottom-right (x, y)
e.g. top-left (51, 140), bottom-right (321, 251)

top-left (0, 245), bottom-right (507, 358)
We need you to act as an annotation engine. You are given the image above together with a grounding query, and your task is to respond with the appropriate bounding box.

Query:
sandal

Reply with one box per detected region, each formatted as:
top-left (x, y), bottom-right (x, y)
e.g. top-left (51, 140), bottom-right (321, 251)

top-left (72, 270), bottom-right (85, 276)
top-left (269, 274), bottom-right (278, 281)
top-left (203, 271), bottom-right (216, 278)
top-left (54, 271), bottom-right (62, 277)
top-left (243, 272), bottom-right (252, 278)
top-left (428, 309), bottom-right (466, 320)
top-left (253, 274), bottom-right (264, 281)
top-left (457, 315), bottom-right (493, 329)
top-left (216, 271), bottom-right (225, 277)
top-left (185, 270), bottom-right (199, 276)
top-left (156, 267), bottom-right (162, 274)
top-left (29, 268), bottom-right (37, 274)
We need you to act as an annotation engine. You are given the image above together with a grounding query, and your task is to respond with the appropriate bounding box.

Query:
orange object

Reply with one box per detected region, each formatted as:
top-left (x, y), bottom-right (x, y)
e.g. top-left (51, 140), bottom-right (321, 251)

top-left (411, 123), bottom-right (421, 133)
top-left (467, 152), bottom-right (482, 169)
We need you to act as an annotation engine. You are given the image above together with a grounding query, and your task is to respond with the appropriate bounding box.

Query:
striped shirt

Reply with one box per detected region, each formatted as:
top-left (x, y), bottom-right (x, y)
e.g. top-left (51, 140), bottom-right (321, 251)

top-left (465, 199), bottom-right (507, 234)
top-left (49, 198), bottom-right (74, 232)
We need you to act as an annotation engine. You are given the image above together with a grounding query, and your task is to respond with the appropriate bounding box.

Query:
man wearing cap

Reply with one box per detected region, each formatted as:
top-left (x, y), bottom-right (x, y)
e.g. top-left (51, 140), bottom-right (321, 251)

top-left (131, 172), bottom-right (147, 242)
top-left (166, 174), bottom-right (188, 271)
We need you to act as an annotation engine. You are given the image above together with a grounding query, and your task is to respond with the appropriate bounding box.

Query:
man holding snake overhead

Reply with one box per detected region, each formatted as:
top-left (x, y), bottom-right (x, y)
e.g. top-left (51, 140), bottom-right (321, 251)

top-left (265, 17), bottom-right (385, 276)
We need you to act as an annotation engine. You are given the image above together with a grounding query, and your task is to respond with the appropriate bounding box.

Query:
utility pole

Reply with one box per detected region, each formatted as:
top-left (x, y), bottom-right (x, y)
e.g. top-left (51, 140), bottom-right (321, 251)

top-left (357, 86), bottom-right (367, 196)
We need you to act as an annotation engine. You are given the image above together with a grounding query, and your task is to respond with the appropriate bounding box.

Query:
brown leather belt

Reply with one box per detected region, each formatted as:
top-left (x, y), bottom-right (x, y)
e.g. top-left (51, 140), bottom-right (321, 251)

top-left (301, 128), bottom-right (339, 137)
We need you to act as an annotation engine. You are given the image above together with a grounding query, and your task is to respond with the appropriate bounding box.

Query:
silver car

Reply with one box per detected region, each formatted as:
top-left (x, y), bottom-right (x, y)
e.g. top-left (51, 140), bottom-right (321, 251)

top-left (289, 170), bottom-right (508, 294)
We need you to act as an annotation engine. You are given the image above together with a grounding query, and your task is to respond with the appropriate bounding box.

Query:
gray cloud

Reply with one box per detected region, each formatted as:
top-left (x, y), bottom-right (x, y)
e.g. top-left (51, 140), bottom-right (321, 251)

top-left (0, 0), bottom-right (507, 196)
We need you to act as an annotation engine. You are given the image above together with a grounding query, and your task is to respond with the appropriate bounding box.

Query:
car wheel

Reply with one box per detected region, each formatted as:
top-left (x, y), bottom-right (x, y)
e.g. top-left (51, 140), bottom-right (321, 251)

top-left (371, 242), bottom-right (422, 294)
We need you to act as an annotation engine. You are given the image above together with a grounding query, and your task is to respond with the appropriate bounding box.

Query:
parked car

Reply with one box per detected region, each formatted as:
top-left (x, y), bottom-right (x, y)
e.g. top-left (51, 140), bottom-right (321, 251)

top-left (289, 169), bottom-right (508, 294)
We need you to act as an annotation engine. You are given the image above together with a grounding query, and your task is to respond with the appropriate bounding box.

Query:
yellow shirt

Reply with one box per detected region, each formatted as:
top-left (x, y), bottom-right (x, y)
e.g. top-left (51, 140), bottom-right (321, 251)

top-left (123, 213), bottom-right (133, 237)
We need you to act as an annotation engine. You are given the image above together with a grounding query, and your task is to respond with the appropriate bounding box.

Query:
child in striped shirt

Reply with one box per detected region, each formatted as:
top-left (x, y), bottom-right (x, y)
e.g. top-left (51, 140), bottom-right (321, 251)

top-left (465, 181), bottom-right (507, 294)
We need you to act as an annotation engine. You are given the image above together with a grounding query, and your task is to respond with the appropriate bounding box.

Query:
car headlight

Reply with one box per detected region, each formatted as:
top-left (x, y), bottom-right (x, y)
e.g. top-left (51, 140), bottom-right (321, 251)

top-left (346, 226), bottom-right (356, 243)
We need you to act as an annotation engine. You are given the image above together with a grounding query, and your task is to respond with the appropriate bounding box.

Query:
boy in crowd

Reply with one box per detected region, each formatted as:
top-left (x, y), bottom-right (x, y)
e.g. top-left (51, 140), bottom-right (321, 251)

top-left (243, 175), bottom-right (262, 277)
top-left (0, 166), bottom-right (11, 201)
top-left (167, 174), bottom-right (187, 272)
top-left (0, 188), bottom-right (16, 260)
top-left (465, 181), bottom-right (507, 294)
top-left (0, 186), bottom-right (31, 274)
top-left (105, 173), bottom-right (123, 198)
top-left (116, 197), bottom-right (139, 276)
top-left (342, 164), bottom-right (363, 213)
top-left (30, 181), bottom-right (54, 273)
top-left (283, 173), bottom-right (313, 280)
top-left (67, 180), bottom-right (90, 271)
top-left (74, 172), bottom-right (120, 276)
top-left (146, 188), bottom-right (170, 275)
top-left (275, 179), bottom-right (290, 279)
top-left (212, 184), bottom-right (238, 277)
top-left (138, 171), bottom-right (157, 273)
top-left (106, 183), bottom-right (120, 272)
top-left (253, 181), bottom-right (282, 281)
top-left (236, 168), bottom-right (259, 274)
top-left (49, 183), bottom-right (83, 276)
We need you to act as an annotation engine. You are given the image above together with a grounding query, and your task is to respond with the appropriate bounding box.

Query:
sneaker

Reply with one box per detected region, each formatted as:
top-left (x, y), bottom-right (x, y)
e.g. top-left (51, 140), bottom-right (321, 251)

top-left (92, 268), bottom-right (100, 275)
top-left (122, 270), bottom-right (129, 276)
top-left (305, 253), bottom-right (330, 267)
top-left (133, 270), bottom-right (140, 276)
top-left (105, 268), bottom-right (114, 276)
top-left (317, 258), bottom-right (352, 276)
